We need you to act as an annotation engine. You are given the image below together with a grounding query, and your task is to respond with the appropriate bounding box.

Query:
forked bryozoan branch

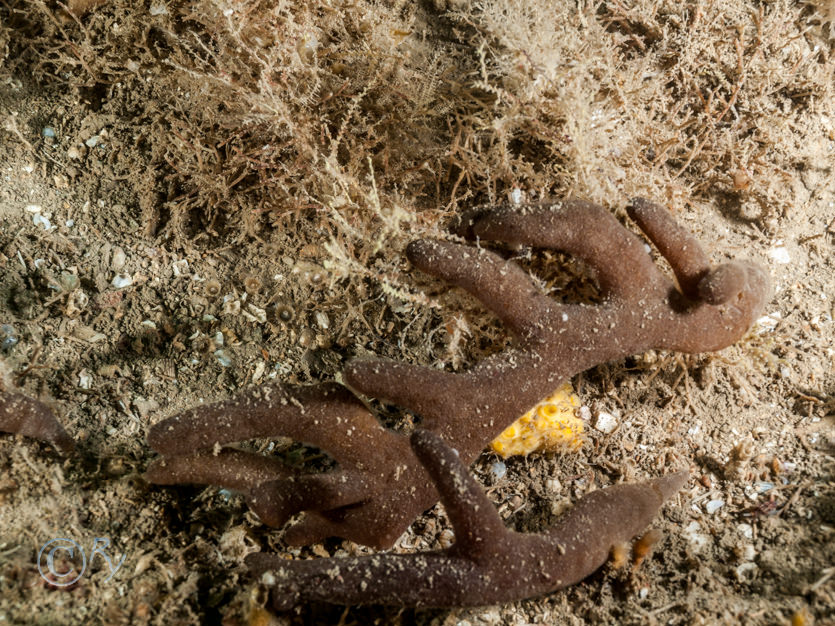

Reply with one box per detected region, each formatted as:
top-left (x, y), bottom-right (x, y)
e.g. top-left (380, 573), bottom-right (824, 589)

top-left (147, 383), bottom-right (419, 549)
top-left (146, 198), bottom-right (769, 549)
top-left (247, 429), bottom-right (688, 609)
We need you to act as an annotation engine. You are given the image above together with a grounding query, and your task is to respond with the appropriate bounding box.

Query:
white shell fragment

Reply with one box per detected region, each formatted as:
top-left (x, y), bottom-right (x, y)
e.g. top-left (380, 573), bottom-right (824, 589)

top-left (767, 244), bottom-right (790, 264)
top-left (737, 523), bottom-right (754, 540)
top-left (705, 499), bottom-right (725, 514)
top-left (755, 311), bottom-right (781, 333)
top-left (214, 349), bottom-right (232, 367)
top-left (32, 214), bottom-right (51, 230)
top-left (245, 304), bottom-right (267, 324)
top-left (490, 461), bottom-right (507, 480)
top-left (593, 410), bottom-right (618, 434)
top-left (683, 521), bottom-right (711, 553)
top-left (78, 370), bottom-right (93, 389)
top-left (172, 259), bottom-right (190, 276)
top-left (111, 273), bottom-right (133, 289)
top-left (222, 295), bottom-right (241, 315)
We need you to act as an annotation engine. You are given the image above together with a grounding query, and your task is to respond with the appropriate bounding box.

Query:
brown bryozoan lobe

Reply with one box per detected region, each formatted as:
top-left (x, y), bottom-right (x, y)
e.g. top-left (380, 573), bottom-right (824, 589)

top-left (247, 429), bottom-right (689, 609)
top-left (0, 392), bottom-right (75, 454)
top-left (146, 198), bottom-right (769, 550)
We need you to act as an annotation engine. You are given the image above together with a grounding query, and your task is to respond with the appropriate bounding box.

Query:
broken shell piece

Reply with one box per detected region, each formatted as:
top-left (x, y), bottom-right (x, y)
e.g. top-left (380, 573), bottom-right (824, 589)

top-left (1, 325), bottom-right (19, 351)
top-left (111, 273), bottom-right (133, 289)
top-left (705, 499), bottom-right (724, 514)
top-left (33, 214), bottom-right (51, 230)
top-left (244, 304), bottom-right (267, 324)
top-left (222, 295), bottom-right (241, 315)
top-left (593, 410), bottom-right (619, 434)
top-left (767, 244), bottom-right (790, 265)
top-left (214, 349), bottom-right (233, 368)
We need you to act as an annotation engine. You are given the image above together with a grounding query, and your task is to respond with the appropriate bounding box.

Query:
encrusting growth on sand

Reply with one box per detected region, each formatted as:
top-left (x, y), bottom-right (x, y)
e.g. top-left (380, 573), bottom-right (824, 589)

top-left (146, 198), bottom-right (770, 556)
top-left (490, 381), bottom-right (584, 458)
top-left (247, 429), bottom-right (688, 608)
top-left (0, 391), bottom-right (75, 454)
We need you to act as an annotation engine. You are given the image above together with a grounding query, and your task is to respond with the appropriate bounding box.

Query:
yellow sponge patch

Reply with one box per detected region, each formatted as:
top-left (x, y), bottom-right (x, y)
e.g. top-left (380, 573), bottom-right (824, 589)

top-left (489, 381), bottom-right (584, 458)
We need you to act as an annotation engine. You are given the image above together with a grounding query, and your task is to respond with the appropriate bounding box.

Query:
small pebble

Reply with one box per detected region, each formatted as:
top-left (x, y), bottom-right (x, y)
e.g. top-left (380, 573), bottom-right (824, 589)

top-left (111, 247), bottom-right (126, 271)
top-left (58, 272), bottom-right (79, 292)
top-left (315, 311), bottom-right (330, 330)
top-left (755, 311), bottom-right (781, 333)
top-left (85, 135), bottom-right (101, 148)
top-left (683, 521), bottom-right (711, 553)
top-left (298, 328), bottom-right (315, 348)
top-left (252, 361), bottom-right (266, 383)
